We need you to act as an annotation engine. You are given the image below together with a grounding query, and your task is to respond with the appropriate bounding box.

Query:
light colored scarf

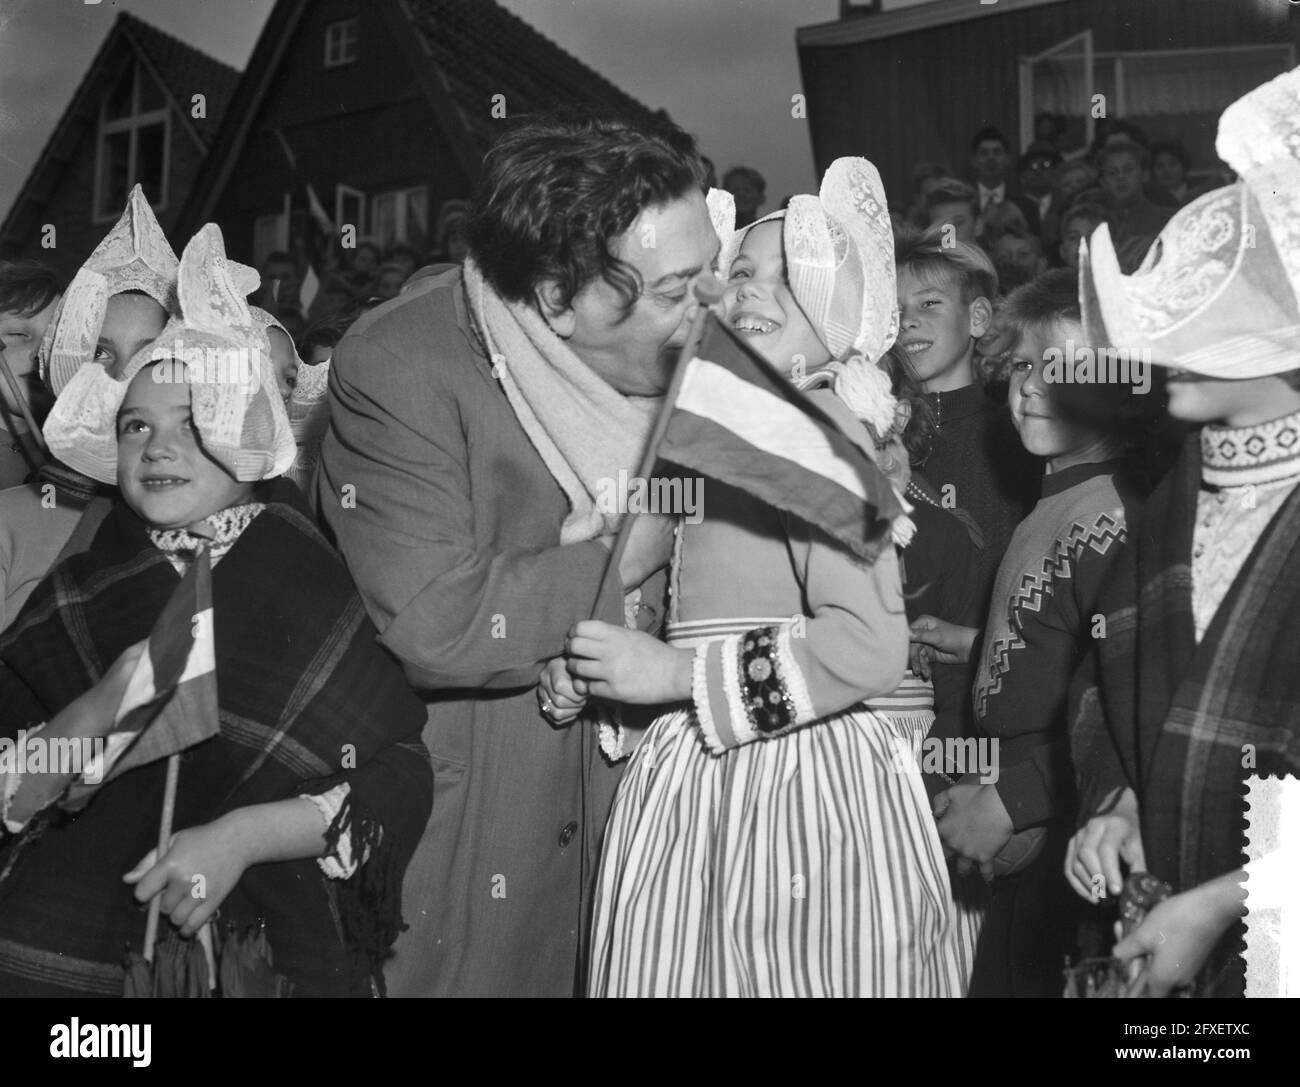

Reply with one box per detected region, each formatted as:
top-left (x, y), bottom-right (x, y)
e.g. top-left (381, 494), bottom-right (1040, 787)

top-left (462, 255), bottom-right (660, 544)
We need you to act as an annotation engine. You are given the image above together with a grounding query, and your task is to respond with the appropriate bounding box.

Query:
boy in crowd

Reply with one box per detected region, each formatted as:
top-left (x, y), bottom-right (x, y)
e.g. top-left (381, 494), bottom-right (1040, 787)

top-left (1058, 201), bottom-right (1107, 269)
top-left (895, 226), bottom-right (1039, 603)
top-left (911, 268), bottom-right (1143, 996)
top-left (0, 260), bottom-right (62, 487)
top-left (1066, 65), bottom-right (1300, 998)
top-left (924, 179), bottom-right (979, 244)
top-left (1017, 141), bottom-right (1064, 253)
top-left (1097, 140), bottom-right (1174, 273)
top-left (722, 164), bottom-right (766, 228)
top-left (992, 226), bottom-right (1048, 296)
top-left (968, 126), bottom-right (1041, 235)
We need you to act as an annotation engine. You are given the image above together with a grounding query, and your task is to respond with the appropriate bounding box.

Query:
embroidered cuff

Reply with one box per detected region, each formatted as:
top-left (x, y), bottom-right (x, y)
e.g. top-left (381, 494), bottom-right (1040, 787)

top-left (693, 638), bottom-right (749, 754)
top-left (301, 784), bottom-right (359, 879)
top-left (694, 626), bottom-right (813, 753)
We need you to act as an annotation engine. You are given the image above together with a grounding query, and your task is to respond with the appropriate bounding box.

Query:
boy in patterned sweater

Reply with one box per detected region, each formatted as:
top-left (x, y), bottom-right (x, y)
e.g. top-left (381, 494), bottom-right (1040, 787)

top-left (910, 268), bottom-right (1143, 996)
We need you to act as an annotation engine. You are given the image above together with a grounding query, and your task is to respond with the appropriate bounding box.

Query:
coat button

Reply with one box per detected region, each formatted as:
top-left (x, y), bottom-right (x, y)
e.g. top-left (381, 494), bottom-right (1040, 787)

top-left (558, 821), bottom-right (578, 848)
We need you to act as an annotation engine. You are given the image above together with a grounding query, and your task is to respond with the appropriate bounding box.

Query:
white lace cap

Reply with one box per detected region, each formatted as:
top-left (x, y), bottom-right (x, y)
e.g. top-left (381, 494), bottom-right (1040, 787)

top-left (43, 224), bottom-right (296, 485)
top-left (717, 158), bottom-right (899, 366)
top-left (38, 184), bottom-right (179, 395)
top-left (1081, 64), bottom-right (1300, 379)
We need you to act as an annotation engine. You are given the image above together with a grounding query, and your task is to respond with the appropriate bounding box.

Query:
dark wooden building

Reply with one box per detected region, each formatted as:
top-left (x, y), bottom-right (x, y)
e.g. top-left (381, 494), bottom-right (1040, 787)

top-left (3, 0), bottom-right (661, 273)
top-left (0, 13), bottom-right (239, 279)
top-left (798, 0), bottom-right (1300, 204)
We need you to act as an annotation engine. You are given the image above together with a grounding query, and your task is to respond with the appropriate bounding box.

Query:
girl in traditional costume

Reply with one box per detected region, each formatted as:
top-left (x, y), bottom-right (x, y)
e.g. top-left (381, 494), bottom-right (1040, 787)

top-left (1, 185), bottom-right (177, 629)
top-left (0, 225), bottom-right (431, 996)
top-left (1067, 65), bottom-right (1300, 997)
top-left (548, 158), bottom-right (973, 996)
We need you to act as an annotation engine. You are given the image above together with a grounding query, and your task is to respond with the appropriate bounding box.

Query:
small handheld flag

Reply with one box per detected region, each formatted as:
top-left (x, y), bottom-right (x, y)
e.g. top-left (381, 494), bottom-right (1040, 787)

top-left (64, 546), bottom-right (219, 809)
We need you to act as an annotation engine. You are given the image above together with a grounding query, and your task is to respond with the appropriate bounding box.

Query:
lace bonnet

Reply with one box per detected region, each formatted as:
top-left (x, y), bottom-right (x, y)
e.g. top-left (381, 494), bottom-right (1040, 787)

top-left (39, 184), bottom-right (179, 396)
top-left (1081, 64), bottom-right (1300, 378)
top-left (43, 224), bottom-right (296, 484)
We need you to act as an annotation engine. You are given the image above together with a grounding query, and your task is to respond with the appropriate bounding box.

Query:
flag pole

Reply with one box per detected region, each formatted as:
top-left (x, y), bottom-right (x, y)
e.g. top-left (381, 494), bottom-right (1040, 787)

top-left (142, 752), bottom-right (180, 964)
top-left (589, 273), bottom-right (724, 617)
top-left (0, 350), bottom-right (49, 463)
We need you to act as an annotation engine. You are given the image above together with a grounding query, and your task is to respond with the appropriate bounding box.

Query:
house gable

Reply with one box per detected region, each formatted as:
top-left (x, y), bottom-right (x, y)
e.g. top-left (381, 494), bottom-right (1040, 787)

top-left (0, 13), bottom-right (237, 278)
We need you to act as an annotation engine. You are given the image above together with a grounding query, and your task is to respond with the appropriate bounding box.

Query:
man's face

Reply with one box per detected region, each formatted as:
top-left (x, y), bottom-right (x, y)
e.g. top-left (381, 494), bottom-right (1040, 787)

top-left (928, 201), bottom-right (977, 244)
top-left (1060, 215), bottom-right (1099, 268)
top-left (1057, 163), bottom-right (1097, 205)
top-left (972, 140), bottom-right (1008, 186)
top-left (0, 295), bottom-right (60, 378)
top-left (1101, 152), bottom-right (1147, 205)
top-left (560, 191), bottom-right (719, 396)
top-left (1152, 152), bottom-right (1185, 192)
top-left (724, 174), bottom-right (764, 222)
top-left (1021, 156), bottom-right (1059, 197)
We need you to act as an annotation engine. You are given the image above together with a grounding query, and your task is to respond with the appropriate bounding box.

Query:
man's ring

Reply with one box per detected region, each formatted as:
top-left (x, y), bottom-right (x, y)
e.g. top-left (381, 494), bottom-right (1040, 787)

top-left (541, 695), bottom-right (554, 714)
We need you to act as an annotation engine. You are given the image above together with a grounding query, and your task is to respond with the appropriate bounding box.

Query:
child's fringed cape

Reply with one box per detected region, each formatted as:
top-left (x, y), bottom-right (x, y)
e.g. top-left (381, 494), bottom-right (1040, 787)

top-left (0, 480), bottom-right (432, 997)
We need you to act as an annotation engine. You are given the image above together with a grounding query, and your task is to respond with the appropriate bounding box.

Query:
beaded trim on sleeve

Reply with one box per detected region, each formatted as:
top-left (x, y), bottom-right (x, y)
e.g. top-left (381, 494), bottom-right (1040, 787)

top-left (739, 626), bottom-right (797, 736)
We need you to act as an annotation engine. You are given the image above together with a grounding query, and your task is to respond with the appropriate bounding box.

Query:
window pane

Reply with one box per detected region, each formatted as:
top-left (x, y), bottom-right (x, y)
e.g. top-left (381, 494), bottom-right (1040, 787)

top-left (99, 130), bottom-right (131, 216)
top-left (371, 193), bottom-right (396, 247)
top-left (404, 188), bottom-right (428, 249)
top-left (136, 123), bottom-right (166, 205)
top-left (324, 19), bottom-right (358, 67)
top-left (105, 66), bottom-right (134, 120)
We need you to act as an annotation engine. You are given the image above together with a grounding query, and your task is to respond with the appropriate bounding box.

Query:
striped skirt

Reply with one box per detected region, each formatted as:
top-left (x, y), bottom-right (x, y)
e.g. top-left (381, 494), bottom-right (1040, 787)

top-left (588, 676), bottom-right (976, 997)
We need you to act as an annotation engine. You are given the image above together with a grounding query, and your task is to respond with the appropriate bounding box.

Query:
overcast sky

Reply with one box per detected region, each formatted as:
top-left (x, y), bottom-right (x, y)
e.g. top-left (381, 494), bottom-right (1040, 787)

top-left (0, 0), bottom-right (839, 225)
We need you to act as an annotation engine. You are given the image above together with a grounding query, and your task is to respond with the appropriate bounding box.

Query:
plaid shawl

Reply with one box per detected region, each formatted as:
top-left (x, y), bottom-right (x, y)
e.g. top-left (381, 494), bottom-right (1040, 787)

top-left (0, 482), bottom-right (431, 997)
top-left (1071, 435), bottom-right (1300, 996)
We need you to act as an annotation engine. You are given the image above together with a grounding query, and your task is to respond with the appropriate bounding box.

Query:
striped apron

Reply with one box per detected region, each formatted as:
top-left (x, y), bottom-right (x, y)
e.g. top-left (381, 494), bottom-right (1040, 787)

top-left (588, 619), bottom-right (977, 997)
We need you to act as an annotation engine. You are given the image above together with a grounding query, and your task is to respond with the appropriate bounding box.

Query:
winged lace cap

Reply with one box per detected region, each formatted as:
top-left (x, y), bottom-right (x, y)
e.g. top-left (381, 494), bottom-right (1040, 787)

top-left (1081, 64), bottom-right (1300, 378)
top-left (43, 224), bottom-right (296, 484)
top-left (39, 184), bottom-right (179, 395)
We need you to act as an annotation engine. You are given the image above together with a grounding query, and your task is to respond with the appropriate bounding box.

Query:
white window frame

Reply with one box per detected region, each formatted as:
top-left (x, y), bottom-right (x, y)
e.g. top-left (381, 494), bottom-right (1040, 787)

top-left (323, 18), bottom-right (359, 69)
top-left (93, 61), bottom-right (170, 223)
top-left (369, 186), bottom-right (428, 248)
top-left (335, 183), bottom-right (366, 238)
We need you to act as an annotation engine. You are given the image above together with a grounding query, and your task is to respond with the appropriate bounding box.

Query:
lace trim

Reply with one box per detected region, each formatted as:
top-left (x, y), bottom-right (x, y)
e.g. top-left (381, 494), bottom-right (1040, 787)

top-left (148, 502), bottom-right (266, 559)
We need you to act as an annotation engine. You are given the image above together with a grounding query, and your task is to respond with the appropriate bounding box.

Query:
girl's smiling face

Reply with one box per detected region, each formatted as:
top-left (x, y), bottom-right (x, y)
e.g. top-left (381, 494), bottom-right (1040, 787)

top-left (723, 220), bottom-right (828, 377)
top-left (117, 362), bottom-right (254, 530)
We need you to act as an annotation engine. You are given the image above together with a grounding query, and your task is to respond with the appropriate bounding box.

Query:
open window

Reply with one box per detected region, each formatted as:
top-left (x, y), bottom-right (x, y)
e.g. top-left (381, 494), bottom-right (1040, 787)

top-left (1019, 30), bottom-right (1095, 157)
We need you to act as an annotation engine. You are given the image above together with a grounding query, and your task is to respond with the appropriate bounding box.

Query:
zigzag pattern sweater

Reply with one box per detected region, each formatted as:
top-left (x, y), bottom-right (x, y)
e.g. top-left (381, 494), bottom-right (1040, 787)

top-left (973, 459), bottom-right (1136, 832)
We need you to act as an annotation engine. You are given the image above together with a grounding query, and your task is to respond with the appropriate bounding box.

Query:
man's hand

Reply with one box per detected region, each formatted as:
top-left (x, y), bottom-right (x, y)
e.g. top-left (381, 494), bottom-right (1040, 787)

top-left (935, 777), bottom-right (1014, 868)
top-left (909, 615), bottom-right (978, 666)
top-left (565, 620), bottom-right (692, 704)
top-left (1112, 873), bottom-right (1245, 997)
top-left (124, 814), bottom-right (252, 937)
top-left (615, 513), bottom-right (675, 590)
top-left (1066, 785), bottom-right (1146, 901)
top-left (538, 656), bottom-right (588, 726)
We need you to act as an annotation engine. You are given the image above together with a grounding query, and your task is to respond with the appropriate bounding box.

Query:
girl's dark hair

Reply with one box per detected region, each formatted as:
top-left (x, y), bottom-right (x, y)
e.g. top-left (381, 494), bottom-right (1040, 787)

top-left (467, 108), bottom-right (705, 318)
top-left (0, 259), bottom-right (62, 317)
top-left (298, 309), bottom-right (360, 358)
top-left (880, 342), bottom-right (937, 468)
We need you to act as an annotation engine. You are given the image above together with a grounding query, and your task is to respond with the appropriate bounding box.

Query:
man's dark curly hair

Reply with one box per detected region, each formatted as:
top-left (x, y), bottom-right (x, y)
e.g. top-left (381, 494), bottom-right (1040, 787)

top-left (467, 108), bottom-right (705, 320)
